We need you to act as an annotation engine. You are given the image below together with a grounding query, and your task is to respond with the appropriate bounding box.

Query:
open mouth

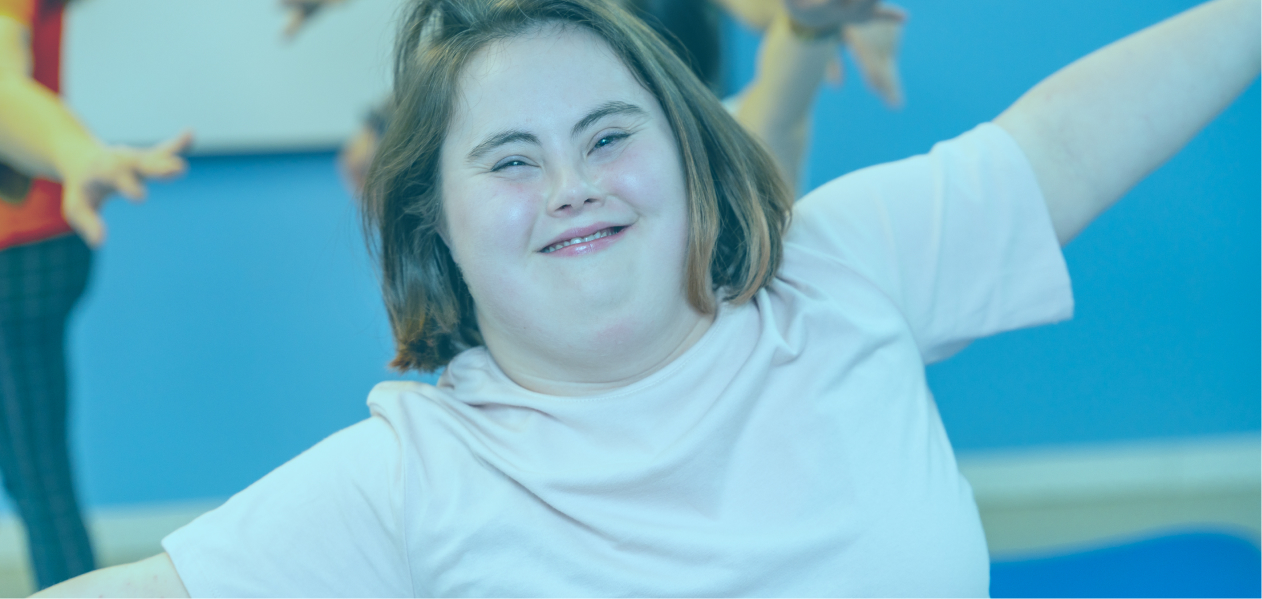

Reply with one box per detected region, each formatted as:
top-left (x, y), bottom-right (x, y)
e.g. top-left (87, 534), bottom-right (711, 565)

top-left (540, 226), bottom-right (626, 253)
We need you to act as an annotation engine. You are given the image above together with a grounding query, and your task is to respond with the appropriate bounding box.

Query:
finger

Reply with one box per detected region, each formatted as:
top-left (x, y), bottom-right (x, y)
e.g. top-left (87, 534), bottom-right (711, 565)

top-left (138, 152), bottom-right (188, 179)
top-left (135, 131), bottom-right (193, 178)
top-left (850, 44), bottom-right (902, 106)
top-left (113, 170), bottom-right (146, 203)
top-left (283, 4), bottom-right (321, 39)
top-left (870, 64), bottom-right (905, 108)
top-left (156, 129), bottom-right (195, 155)
top-left (62, 189), bottom-right (106, 247)
top-left (283, 9), bottom-right (307, 39)
top-left (844, 21), bottom-right (905, 108)
top-left (845, 17), bottom-right (902, 65)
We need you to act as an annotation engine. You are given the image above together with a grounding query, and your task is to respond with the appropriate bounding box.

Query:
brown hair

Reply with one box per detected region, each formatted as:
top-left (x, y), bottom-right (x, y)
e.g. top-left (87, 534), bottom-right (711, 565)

top-left (363, 0), bottom-right (792, 373)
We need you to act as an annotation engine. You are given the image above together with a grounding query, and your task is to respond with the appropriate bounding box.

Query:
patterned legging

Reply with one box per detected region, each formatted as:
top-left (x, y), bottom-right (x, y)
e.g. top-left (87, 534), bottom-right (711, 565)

top-left (0, 234), bottom-right (95, 589)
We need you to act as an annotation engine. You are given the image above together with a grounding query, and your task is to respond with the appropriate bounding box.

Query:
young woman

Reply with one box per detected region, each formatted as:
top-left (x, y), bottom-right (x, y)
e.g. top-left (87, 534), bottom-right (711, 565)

top-left (39, 0), bottom-right (1259, 596)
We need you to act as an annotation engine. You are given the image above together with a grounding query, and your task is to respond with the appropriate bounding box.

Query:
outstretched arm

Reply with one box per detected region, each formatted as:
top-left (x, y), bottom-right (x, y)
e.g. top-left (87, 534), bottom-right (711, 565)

top-left (994, 0), bottom-right (1261, 245)
top-left (31, 553), bottom-right (189, 598)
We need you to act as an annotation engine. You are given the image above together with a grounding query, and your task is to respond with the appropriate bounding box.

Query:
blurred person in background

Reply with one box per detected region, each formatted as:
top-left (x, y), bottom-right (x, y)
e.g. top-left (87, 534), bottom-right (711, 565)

top-left (0, 0), bottom-right (190, 589)
top-left (282, 0), bottom-right (906, 198)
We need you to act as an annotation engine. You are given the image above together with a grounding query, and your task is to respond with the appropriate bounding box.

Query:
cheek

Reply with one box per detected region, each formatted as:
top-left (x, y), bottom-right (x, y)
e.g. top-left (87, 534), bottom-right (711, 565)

top-left (601, 140), bottom-right (689, 222)
top-left (444, 178), bottom-right (540, 269)
top-left (607, 142), bottom-right (691, 262)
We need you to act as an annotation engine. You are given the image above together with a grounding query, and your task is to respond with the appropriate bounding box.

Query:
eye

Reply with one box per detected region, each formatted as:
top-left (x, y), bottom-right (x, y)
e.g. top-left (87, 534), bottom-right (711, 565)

top-left (491, 158), bottom-right (530, 172)
top-left (592, 132), bottom-right (630, 152)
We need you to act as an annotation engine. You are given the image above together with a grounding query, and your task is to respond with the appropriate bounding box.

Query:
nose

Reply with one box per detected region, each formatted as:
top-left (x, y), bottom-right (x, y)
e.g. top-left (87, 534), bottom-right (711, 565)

top-left (546, 161), bottom-right (603, 214)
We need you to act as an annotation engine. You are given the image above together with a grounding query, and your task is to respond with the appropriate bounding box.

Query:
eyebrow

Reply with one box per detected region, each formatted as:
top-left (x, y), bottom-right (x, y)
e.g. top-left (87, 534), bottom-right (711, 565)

top-left (465, 101), bottom-right (648, 163)
top-left (466, 130), bottom-right (540, 163)
top-left (570, 101), bottom-right (646, 137)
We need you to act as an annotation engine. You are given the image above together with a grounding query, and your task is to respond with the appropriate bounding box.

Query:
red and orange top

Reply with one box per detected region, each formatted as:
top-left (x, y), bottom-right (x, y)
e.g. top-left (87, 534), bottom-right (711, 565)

top-left (0, 0), bottom-right (72, 249)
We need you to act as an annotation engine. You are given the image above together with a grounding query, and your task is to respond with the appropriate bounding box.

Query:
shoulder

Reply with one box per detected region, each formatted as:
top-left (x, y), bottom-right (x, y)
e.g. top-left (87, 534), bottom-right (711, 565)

top-left (797, 124), bottom-right (1019, 206)
top-left (363, 377), bottom-right (479, 459)
top-left (366, 378), bottom-right (455, 418)
top-left (787, 122), bottom-right (1035, 250)
top-left (367, 379), bottom-right (433, 405)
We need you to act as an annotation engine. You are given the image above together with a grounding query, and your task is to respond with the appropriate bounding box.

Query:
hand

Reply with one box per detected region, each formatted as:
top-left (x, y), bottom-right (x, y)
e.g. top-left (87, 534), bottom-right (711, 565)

top-left (280, 0), bottom-right (347, 39)
top-left (843, 4), bottom-right (906, 107)
top-left (337, 125), bottom-right (379, 198)
top-left (59, 131), bottom-right (193, 247)
top-left (782, 0), bottom-right (883, 32)
top-left (711, 0), bottom-right (779, 31)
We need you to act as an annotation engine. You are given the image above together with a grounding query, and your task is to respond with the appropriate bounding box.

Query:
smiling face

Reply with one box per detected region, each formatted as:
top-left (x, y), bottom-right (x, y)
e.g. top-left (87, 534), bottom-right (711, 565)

top-left (439, 24), bottom-right (712, 395)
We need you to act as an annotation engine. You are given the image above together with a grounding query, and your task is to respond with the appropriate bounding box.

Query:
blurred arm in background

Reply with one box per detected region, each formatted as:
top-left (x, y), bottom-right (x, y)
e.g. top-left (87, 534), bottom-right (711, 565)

top-left (718, 0), bottom-right (904, 107)
top-left (0, 14), bottom-right (191, 246)
top-left (724, 0), bottom-right (905, 193)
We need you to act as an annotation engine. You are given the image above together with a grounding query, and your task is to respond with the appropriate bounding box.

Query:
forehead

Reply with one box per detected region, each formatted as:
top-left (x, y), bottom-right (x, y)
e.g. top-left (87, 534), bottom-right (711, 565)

top-left (447, 24), bottom-right (655, 138)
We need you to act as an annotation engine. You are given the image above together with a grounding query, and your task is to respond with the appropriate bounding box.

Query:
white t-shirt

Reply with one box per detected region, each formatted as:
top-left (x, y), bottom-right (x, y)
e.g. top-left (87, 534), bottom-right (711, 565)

top-left (163, 123), bottom-right (1073, 597)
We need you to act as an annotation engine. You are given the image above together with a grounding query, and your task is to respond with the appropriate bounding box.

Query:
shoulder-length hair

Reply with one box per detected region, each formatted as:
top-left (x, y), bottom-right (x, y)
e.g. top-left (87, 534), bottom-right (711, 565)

top-left (363, 0), bottom-right (792, 373)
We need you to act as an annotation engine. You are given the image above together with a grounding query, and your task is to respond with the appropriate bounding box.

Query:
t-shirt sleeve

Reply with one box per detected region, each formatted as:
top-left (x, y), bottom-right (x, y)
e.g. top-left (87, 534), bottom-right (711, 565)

top-left (0, 0), bottom-right (34, 25)
top-left (786, 122), bottom-right (1073, 363)
top-left (162, 416), bottom-right (413, 598)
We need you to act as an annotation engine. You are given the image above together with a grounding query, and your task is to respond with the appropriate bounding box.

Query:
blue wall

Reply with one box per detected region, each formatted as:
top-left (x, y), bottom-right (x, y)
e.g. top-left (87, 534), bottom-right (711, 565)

top-left (30, 0), bottom-right (1262, 512)
top-left (66, 153), bottom-right (428, 508)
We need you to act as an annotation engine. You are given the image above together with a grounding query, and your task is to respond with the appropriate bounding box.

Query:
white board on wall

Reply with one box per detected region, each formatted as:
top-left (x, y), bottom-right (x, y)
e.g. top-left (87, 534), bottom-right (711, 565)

top-left (63, 0), bottom-right (401, 154)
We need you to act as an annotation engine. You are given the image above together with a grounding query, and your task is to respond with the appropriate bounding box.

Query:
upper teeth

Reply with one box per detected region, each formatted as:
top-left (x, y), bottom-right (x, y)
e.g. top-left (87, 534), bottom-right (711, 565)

top-left (542, 228), bottom-right (617, 253)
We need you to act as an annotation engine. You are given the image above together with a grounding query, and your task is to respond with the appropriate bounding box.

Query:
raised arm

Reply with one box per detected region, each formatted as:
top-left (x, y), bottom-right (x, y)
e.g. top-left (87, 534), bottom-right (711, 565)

top-left (731, 7), bottom-right (835, 192)
top-left (31, 553), bottom-right (189, 598)
top-left (0, 15), bottom-right (191, 246)
top-left (994, 0), bottom-right (1261, 245)
top-left (723, 0), bottom-right (904, 195)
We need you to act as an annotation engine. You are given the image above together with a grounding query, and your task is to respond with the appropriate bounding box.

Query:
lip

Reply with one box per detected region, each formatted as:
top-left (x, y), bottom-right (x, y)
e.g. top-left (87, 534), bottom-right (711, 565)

top-left (538, 222), bottom-right (630, 256)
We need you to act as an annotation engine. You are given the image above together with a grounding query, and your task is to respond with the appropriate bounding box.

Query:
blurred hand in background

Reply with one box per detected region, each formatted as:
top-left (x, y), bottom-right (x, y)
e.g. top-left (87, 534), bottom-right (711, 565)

top-left (781, 0), bottom-right (881, 29)
top-left (841, 5), bottom-right (905, 107)
top-left (1, 13), bottom-right (193, 247)
top-left (717, 0), bottom-right (907, 108)
top-left (281, 0), bottom-right (347, 39)
top-left (337, 125), bottom-right (377, 198)
top-left (59, 131), bottom-right (193, 246)
top-left (783, 0), bottom-right (907, 108)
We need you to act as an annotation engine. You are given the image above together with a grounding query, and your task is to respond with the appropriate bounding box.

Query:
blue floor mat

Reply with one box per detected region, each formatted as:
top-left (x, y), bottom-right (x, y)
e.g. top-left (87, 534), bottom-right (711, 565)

top-left (991, 532), bottom-right (1262, 598)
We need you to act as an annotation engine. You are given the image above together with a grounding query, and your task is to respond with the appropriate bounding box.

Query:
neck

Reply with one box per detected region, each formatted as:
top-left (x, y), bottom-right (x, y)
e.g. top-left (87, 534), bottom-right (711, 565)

top-left (481, 307), bottom-right (715, 397)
